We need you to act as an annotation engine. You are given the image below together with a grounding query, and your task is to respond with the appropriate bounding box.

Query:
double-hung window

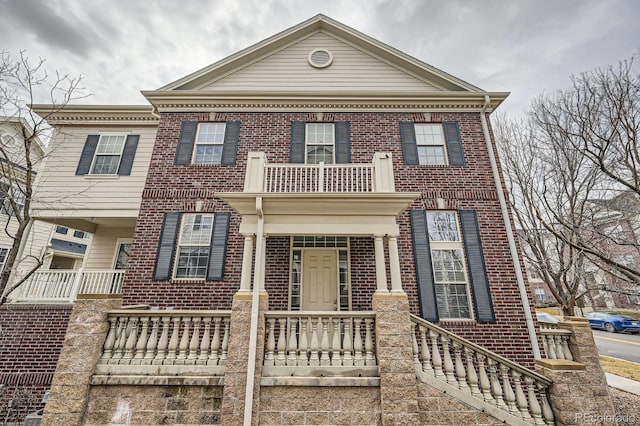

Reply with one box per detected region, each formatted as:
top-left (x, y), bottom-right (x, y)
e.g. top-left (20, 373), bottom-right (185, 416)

top-left (91, 135), bottom-right (126, 174)
top-left (426, 211), bottom-right (472, 319)
top-left (0, 247), bottom-right (9, 271)
top-left (174, 214), bottom-right (214, 279)
top-left (306, 123), bottom-right (334, 164)
top-left (415, 124), bottom-right (447, 165)
top-left (194, 123), bottom-right (226, 165)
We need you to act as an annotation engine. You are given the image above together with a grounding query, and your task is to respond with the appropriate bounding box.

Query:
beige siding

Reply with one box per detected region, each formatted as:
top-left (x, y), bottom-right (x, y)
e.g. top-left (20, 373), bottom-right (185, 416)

top-left (0, 218), bottom-right (54, 278)
top-left (84, 226), bottom-right (134, 269)
top-left (201, 32), bottom-right (441, 93)
top-left (31, 125), bottom-right (156, 218)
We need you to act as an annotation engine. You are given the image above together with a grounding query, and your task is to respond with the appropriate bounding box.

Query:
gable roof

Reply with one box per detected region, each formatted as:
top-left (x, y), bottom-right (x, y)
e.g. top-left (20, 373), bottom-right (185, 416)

top-left (143, 15), bottom-right (508, 112)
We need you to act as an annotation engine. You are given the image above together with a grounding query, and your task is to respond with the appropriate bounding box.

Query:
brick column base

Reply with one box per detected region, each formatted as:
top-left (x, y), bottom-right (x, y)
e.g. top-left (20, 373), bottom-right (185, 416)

top-left (535, 317), bottom-right (615, 426)
top-left (372, 293), bottom-right (420, 425)
top-left (220, 292), bottom-right (268, 426)
top-left (41, 294), bottom-right (122, 426)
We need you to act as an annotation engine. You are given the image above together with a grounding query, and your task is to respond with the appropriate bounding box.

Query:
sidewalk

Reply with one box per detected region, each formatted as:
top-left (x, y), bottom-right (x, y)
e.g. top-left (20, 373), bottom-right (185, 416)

top-left (606, 373), bottom-right (640, 396)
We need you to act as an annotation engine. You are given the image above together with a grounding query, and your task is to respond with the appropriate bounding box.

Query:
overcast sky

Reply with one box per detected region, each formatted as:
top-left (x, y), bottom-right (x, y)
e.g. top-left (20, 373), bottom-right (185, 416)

top-left (1, 0), bottom-right (639, 116)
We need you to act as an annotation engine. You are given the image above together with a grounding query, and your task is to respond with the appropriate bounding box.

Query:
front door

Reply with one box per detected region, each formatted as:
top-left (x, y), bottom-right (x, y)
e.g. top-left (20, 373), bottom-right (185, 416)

top-left (302, 250), bottom-right (337, 310)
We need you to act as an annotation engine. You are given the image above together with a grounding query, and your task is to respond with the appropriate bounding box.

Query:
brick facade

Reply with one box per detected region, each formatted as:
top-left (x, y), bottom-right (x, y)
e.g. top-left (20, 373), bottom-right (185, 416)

top-left (122, 111), bottom-right (539, 367)
top-left (0, 304), bottom-right (72, 422)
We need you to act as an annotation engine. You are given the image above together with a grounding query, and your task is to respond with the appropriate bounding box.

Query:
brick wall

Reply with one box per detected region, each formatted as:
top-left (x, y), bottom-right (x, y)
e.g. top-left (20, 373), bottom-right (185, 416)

top-left (0, 304), bottom-right (72, 422)
top-left (123, 111), bottom-right (538, 366)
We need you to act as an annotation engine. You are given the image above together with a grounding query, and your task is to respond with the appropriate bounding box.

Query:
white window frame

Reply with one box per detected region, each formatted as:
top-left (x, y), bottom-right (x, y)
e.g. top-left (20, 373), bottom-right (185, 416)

top-left (0, 247), bottom-right (9, 272)
top-left (90, 133), bottom-right (127, 175)
top-left (534, 287), bottom-right (546, 302)
top-left (415, 123), bottom-right (448, 165)
top-left (193, 123), bottom-right (226, 165)
top-left (427, 211), bottom-right (473, 320)
top-left (112, 238), bottom-right (133, 270)
top-left (305, 123), bottom-right (335, 164)
top-left (173, 213), bottom-right (215, 279)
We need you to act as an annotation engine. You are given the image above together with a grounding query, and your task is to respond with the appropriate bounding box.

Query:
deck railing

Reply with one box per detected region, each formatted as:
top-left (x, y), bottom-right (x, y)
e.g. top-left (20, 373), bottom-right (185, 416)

top-left (262, 311), bottom-right (378, 377)
top-left (95, 310), bottom-right (231, 377)
top-left (540, 328), bottom-right (574, 361)
top-left (11, 268), bottom-right (125, 303)
top-left (411, 314), bottom-right (554, 426)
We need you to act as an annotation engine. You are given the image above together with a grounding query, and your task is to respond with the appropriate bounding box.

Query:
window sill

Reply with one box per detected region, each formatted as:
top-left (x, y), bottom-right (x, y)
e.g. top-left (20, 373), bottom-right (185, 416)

top-left (83, 174), bottom-right (121, 179)
top-left (438, 318), bottom-right (477, 326)
top-left (171, 278), bottom-right (207, 284)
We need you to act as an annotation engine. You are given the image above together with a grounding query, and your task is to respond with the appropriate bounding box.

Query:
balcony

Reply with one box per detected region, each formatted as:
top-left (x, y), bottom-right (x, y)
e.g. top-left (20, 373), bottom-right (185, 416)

top-left (11, 269), bottom-right (125, 303)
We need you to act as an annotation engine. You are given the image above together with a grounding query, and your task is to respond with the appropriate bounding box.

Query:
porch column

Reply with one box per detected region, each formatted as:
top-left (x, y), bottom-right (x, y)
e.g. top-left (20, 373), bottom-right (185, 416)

top-left (259, 235), bottom-right (267, 292)
top-left (239, 234), bottom-right (254, 293)
top-left (387, 236), bottom-right (404, 293)
top-left (374, 235), bottom-right (389, 293)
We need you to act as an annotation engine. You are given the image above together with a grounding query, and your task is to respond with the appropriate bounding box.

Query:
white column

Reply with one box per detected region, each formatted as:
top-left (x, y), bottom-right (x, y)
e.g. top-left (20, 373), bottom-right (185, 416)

top-left (388, 236), bottom-right (404, 293)
top-left (259, 235), bottom-right (267, 293)
top-left (374, 235), bottom-right (389, 293)
top-left (238, 234), bottom-right (254, 293)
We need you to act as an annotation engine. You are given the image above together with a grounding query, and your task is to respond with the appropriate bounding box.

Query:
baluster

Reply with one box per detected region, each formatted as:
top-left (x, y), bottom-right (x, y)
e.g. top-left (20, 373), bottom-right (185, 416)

top-left (538, 384), bottom-right (555, 426)
top-left (364, 318), bottom-right (375, 365)
top-left (112, 318), bottom-right (128, 362)
top-left (265, 318), bottom-right (275, 366)
top-left (500, 364), bottom-right (518, 415)
top-left (154, 316), bottom-right (170, 364)
top-left (411, 323), bottom-right (420, 369)
top-left (165, 316), bottom-right (181, 363)
top-left (541, 334), bottom-right (549, 358)
top-left (554, 335), bottom-right (565, 360)
top-left (299, 318), bottom-right (309, 366)
top-left (101, 316), bottom-right (118, 361)
top-left (464, 347), bottom-right (480, 397)
top-left (546, 335), bottom-right (557, 359)
top-left (320, 317), bottom-right (330, 366)
top-left (452, 342), bottom-right (468, 390)
top-left (441, 336), bottom-right (455, 384)
top-left (512, 370), bottom-right (531, 420)
top-left (275, 318), bottom-right (286, 366)
top-left (525, 377), bottom-right (544, 425)
top-left (122, 316), bottom-right (139, 361)
top-left (342, 318), bottom-right (353, 366)
top-left (331, 317), bottom-right (341, 366)
top-left (429, 330), bottom-right (444, 380)
top-left (309, 317), bottom-right (320, 366)
top-left (219, 319), bottom-right (229, 365)
top-left (133, 316), bottom-right (150, 362)
top-left (176, 316), bottom-right (191, 363)
top-left (419, 325), bottom-right (432, 374)
top-left (187, 316), bottom-right (201, 363)
top-left (353, 318), bottom-right (364, 366)
top-left (476, 354), bottom-right (493, 403)
top-left (143, 316), bottom-right (159, 364)
top-left (210, 317), bottom-right (221, 365)
top-left (488, 358), bottom-right (505, 408)
top-left (561, 335), bottom-right (573, 361)
top-left (197, 316), bottom-right (212, 364)
top-left (287, 317), bottom-right (298, 366)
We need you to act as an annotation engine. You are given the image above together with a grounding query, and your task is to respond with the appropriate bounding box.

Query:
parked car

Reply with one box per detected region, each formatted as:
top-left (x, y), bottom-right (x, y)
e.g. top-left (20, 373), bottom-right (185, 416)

top-left (586, 312), bottom-right (640, 334)
top-left (536, 312), bottom-right (560, 325)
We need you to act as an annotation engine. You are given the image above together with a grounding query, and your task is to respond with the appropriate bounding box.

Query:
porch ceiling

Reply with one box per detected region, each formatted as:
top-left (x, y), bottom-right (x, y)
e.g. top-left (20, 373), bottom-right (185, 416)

top-left (217, 192), bottom-right (420, 236)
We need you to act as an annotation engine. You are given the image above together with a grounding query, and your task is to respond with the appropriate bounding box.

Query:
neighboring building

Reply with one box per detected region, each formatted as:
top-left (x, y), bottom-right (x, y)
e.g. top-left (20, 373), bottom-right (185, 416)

top-left (2, 16), bottom-right (570, 424)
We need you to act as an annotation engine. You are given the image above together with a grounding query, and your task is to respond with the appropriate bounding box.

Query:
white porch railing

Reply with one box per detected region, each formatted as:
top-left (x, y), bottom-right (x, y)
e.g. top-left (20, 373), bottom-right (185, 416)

top-left (540, 328), bottom-right (574, 361)
top-left (264, 163), bottom-right (375, 193)
top-left (263, 311), bottom-right (378, 377)
top-left (11, 268), bottom-right (125, 303)
top-left (411, 314), bottom-right (554, 426)
top-left (95, 310), bottom-right (231, 377)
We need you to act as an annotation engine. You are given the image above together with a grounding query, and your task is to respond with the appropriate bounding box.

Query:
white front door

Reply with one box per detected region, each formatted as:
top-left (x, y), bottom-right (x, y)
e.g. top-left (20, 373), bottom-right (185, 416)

top-left (302, 250), bottom-right (337, 311)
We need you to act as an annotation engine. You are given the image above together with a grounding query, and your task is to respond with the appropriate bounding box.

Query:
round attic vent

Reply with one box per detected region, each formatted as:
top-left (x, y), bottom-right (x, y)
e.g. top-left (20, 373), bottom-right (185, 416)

top-left (308, 49), bottom-right (333, 68)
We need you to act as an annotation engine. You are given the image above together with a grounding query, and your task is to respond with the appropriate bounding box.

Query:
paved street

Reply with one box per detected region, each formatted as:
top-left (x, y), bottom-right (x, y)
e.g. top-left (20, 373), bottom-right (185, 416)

top-left (592, 329), bottom-right (640, 363)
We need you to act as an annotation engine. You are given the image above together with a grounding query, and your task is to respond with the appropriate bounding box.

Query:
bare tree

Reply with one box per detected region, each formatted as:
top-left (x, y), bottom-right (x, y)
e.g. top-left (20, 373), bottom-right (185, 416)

top-left (0, 51), bottom-right (86, 305)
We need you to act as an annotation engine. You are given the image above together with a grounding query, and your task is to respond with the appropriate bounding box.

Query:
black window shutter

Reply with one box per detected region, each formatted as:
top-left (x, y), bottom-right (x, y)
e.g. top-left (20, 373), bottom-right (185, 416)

top-left (334, 122), bottom-right (351, 164)
top-left (443, 121), bottom-right (465, 166)
top-left (153, 212), bottom-right (181, 281)
top-left (117, 135), bottom-right (139, 176)
top-left (174, 121), bottom-right (198, 165)
top-left (206, 212), bottom-right (231, 281)
top-left (400, 122), bottom-right (419, 165)
top-left (75, 135), bottom-right (100, 175)
top-left (290, 121), bottom-right (306, 164)
top-left (221, 121), bottom-right (241, 165)
top-left (459, 210), bottom-right (495, 322)
top-left (410, 209), bottom-right (439, 322)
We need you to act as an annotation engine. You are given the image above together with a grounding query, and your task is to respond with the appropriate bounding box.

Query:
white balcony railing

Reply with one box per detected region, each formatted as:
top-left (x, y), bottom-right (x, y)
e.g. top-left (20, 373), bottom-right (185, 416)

top-left (11, 268), bottom-right (125, 303)
top-left (95, 310), bottom-right (231, 378)
top-left (244, 152), bottom-right (396, 194)
top-left (262, 311), bottom-right (378, 378)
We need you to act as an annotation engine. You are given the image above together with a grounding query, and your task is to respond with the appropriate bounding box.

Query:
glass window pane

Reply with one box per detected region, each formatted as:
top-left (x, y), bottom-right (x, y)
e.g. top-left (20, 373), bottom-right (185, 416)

top-left (427, 212), bottom-right (459, 241)
top-left (415, 124), bottom-right (444, 146)
top-left (175, 247), bottom-right (209, 278)
top-left (197, 123), bottom-right (226, 143)
top-left (306, 123), bottom-right (334, 144)
top-left (436, 283), bottom-right (471, 319)
top-left (92, 155), bottom-right (121, 174)
top-left (418, 146), bottom-right (446, 165)
top-left (180, 214), bottom-right (214, 245)
top-left (306, 145), bottom-right (334, 164)
top-left (194, 145), bottom-right (223, 164)
top-left (96, 135), bottom-right (126, 154)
